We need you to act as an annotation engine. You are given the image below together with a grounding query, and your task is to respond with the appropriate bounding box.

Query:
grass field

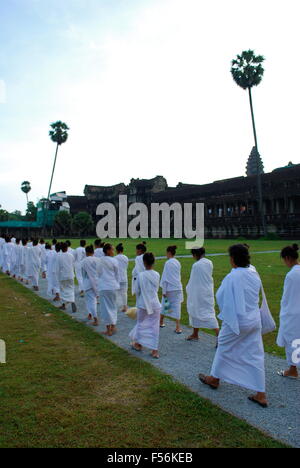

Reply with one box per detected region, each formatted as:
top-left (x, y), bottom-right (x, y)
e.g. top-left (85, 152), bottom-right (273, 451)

top-left (0, 274), bottom-right (287, 448)
top-left (49, 237), bottom-right (296, 357)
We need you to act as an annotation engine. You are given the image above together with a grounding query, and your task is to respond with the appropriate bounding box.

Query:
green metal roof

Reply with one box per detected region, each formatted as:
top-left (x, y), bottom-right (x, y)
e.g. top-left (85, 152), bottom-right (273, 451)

top-left (0, 220), bottom-right (43, 228)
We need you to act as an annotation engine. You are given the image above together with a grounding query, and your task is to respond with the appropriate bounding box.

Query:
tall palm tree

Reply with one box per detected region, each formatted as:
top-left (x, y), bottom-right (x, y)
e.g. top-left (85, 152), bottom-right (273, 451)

top-left (44, 121), bottom-right (69, 228)
top-left (47, 121), bottom-right (69, 202)
top-left (21, 181), bottom-right (31, 204)
top-left (231, 50), bottom-right (267, 236)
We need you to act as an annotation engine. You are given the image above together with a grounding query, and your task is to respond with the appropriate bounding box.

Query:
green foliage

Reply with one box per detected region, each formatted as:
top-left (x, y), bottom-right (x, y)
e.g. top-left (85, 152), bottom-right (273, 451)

top-left (72, 211), bottom-right (94, 236)
top-left (49, 121), bottom-right (69, 146)
top-left (8, 210), bottom-right (23, 221)
top-left (21, 181), bottom-right (31, 195)
top-left (54, 210), bottom-right (73, 235)
top-left (25, 201), bottom-right (37, 221)
top-left (231, 50), bottom-right (265, 89)
top-left (0, 209), bottom-right (9, 222)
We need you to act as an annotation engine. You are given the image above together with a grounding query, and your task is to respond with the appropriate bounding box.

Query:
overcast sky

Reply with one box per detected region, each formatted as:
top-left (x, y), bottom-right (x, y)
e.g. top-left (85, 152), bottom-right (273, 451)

top-left (1, 0), bottom-right (300, 213)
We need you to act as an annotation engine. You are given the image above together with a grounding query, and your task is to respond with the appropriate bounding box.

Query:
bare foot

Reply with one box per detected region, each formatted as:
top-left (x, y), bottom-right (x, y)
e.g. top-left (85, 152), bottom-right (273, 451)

top-left (151, 350), bottom-right (159, 359)
top-left (248, 394), bottom-right (268, 408)
top-left (187, 335), bottom-right (199, 341)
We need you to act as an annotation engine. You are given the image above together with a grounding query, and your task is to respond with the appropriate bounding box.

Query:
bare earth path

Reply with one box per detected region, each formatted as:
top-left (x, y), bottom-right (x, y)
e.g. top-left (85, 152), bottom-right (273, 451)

top-left (24, 250), bottom-right (299, 448)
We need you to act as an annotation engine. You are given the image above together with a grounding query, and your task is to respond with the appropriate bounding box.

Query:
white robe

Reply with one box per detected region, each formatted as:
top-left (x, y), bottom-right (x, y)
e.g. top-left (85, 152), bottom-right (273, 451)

top-left (50, 252), bottom-right (60, 295)
top-left (10, 242), bottom-right (18, 276)
top-left (74, 247), bottom-right (86, 291)
top-left (2, 242), bottom-right (14, 273)
top-left (186, 258), bottom-right (218, 329)
top-left (94, 248), bottom-right (104, 258)
top-left (98, 256), bottom-right (120, 326)
top-left (160, 258), bottom-right (183, 320)
top-left (45, 249), bottom-right (56, 296)
top-left (39, 244), bottom-right (47, 273)
top-left (12, 243), bottom-right (22, 277)
top-left (131, 254), bottom-right (146, 295)
top-left (129, 270), bottom-right (161, 350)
top-left (0, 237), bottom-right (5, 269)
top-left (211, 267), bottom-right (266, 393)
top-left (20, 245), bottom-right (28, 280)
top-left (115, 254), bottom-right (129, 309)
top-left (81, 256), bottom-right (100, 319)
top-left (277, 265), bottom-right (300, 367)
top-left (57, 252), bottom-right (75, 303)
top-left (27, 246), bottom-right (42, 287)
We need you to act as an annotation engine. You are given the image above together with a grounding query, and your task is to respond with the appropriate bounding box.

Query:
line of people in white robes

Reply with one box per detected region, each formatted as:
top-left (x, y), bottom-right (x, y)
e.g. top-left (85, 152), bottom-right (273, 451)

top-left (1, 235), bottom-right (299, 408)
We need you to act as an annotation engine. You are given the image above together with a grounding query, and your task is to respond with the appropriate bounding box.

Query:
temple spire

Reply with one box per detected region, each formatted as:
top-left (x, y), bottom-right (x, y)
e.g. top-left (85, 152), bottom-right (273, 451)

top-left (246, 146), bottom-right (264, 176)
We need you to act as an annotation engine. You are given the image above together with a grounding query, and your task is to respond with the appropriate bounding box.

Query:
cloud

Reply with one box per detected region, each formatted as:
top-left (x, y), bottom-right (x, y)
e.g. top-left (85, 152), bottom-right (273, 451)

top-left (0, 80), bottom-right (6, 104)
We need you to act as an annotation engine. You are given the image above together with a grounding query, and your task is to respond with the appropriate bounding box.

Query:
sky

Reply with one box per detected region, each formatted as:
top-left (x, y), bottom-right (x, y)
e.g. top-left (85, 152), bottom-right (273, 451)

top-left (1, 0), bottom-right (300, 213)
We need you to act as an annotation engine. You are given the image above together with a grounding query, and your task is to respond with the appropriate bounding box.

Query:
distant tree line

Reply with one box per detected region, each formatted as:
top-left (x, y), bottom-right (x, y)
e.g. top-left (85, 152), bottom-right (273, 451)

top-left (0, 202), bottom-right (37, 222)
top-left (53, 210), bottom-right (94, 236)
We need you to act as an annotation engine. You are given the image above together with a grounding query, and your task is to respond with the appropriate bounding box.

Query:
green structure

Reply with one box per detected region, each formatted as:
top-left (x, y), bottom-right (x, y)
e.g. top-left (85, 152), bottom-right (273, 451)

top-left (0, 192), bottom-right (69, 236)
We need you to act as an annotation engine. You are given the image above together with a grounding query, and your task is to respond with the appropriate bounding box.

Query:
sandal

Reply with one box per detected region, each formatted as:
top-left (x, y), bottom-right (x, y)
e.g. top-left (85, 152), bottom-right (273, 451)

top-left (186, 336), bottom-right (198, 341)
top-left (198, 373), bottom-right (219, 390)
top-left (248, 396), bottom-right (268, 408)
top-left (277, 370), bottom-right (299, 379)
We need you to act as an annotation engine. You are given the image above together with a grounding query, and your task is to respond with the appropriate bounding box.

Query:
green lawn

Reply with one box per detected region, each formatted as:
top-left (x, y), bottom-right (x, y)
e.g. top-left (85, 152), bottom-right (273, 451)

top-left (0, 275), bottom-right (287, 448)
top-left (47, 237), bottom-right (298, 258)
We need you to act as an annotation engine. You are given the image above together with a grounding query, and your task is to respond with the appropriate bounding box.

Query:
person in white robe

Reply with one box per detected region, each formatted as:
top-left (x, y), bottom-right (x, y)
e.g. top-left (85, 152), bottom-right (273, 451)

top-left (19, 239), bottom-right (28, 283)
top-left (81, 245), bottom-right (100, 326)
top-left (131, 243), bottom-right (147, 295)
top-left (199, 244), bottom-right (268, 408)
top-left (160, 245), bottom-right (183, 334)
top-left (57, 243), bottom-right (76, 312)
top-left (66, 240), bottom-right (75, 257)
top-left (129, 252), bottom-right (161, 359)
top-left (39, 239), bottom-right (47, 278)
top-left (94, 239), bottom-right (105, 258)
top-left (0, 235), bottom-right (5, 270)
top-left (12, 239), bottom-right (22, 279)
top-left (2, 237), bottom-right (14, 275)
top-left (10, 238), bottom-right (19, 278)
top-left (50, 243), bottom-right (61, 301)
top-left (186, 248), bottom-right (219, 341)
top-left (45, 244), bottom-right (55, 297)
top-left (27, 239), bottom-right (42, 290)
top-left (74, 240), bottom-right (86, 296)
top-left (277, 244), bottom-right (300, 379)
top-left (115, 243), bottom-right (129, 312)
top-left (97, 243), bottom-right (120, 336)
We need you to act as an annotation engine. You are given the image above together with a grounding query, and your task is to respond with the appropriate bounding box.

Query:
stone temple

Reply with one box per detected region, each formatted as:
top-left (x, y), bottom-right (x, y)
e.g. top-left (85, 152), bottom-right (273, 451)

top-left (66, 149), bottom-right (300, 239)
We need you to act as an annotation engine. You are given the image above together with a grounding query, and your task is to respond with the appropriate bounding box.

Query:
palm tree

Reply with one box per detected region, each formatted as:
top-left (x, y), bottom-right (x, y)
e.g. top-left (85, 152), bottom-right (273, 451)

top-left (47, 121), bottom-right (69, 202)
top-left (231, 50), bottom-right (267, 236)
top-left (21, 181), bottom-right (31, 204)
top-left (44, 121), bottom-right (69, 228)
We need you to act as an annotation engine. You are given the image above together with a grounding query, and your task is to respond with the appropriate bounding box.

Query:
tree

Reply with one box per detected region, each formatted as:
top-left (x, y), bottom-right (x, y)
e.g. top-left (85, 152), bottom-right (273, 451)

top-left (44, 121), bottom-right (69, 229)
top-left (0, 209), bottom-right (9, 222)
top-left (231, 50), bottom-right (267, 235)
top-left (25, 201), bottom-right (37, 221)
top-left (54, 210), bottom-right (73, 236)
top-left (47, 121), bottom-right (69, 201)
top-left (8, 210), bottom-right (23, 221)
top-left (21, 181), bottom-right (31, 204)
top-left (72, 211), bottom-right (94, 236)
